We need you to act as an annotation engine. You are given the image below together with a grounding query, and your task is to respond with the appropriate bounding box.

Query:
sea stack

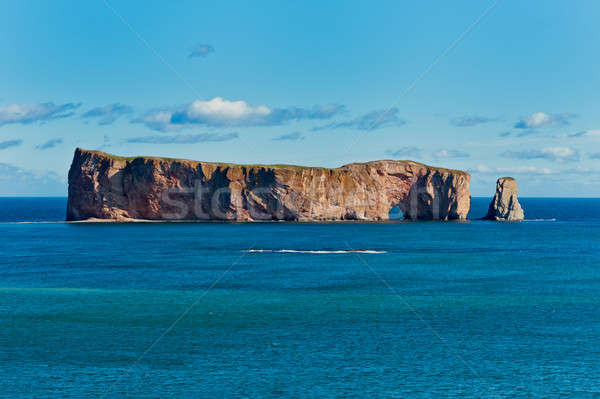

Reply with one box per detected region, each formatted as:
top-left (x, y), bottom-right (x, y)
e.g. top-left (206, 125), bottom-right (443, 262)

top-left (484, 177), bottom-right (524, 221)
top-left (66, 148), bottom-right (471, 222)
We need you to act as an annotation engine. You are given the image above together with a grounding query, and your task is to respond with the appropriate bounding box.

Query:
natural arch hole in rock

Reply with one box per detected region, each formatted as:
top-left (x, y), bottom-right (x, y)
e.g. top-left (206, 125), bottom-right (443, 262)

top-left (388, 206), bottom-right (404, 220)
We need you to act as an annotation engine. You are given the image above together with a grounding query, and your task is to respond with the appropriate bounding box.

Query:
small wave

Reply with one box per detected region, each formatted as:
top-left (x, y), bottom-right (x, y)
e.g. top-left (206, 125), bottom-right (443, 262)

top-left (523, 218), bottom-right (557, 222)
top-left (247, 249), bottom-right (387, 254)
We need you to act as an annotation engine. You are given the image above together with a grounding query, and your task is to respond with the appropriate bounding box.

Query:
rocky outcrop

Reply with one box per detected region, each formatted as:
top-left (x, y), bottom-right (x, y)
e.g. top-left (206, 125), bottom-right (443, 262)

top-left (483, 177), bottom-right (524, 221)
top-left (66, 148), bottom-right (471, 222)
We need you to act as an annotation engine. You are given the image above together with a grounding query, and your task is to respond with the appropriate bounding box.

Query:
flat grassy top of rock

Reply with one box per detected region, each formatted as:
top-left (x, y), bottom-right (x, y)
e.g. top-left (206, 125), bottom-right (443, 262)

top-left (78, 148), bottom-right (468, 175)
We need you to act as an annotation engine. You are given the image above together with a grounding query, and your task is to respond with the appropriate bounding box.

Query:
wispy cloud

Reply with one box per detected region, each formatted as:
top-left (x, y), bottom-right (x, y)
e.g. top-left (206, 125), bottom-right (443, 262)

top-left (385, 146), bottom-right (422, 158)
top-left (433, 148), bottom-right (470, 158)
top-left (0, 102), bottom-right (80, 126)
top-left (36, 138), bottom-right (63, 150)
top-left (501, 146), bottom-right (580, 162)
top-left (561, 166), bottom-right (600, 176)
top-left (134, 110), bottom-right (179, 132)
top-left (0, 139), bottom-right (23, 150)
top-left (514, 112), bottom-right (575, 129)
top-left (273, 131), bottom-right (304, 141)
top-left (451, 115), bottom-right (496, 127)
top-left (126, 132), bottom-right (239, 144)
top-left (568, 129), bottom-right (600, 138)
top-left (499, 131), bottom-right (511, 137)
top-left (82, 103), bottom-right (133, 125)
top-left (267, 104), bottom-right (345, 123)
top-left (0, 162), bottom-right (65, 196)
top-left (134, 97), bottom-right (345, 131)
top-left (471, 165), bottom-right (553, 176)
top-left (188, 44), bottom-right (215, 58)
top-left (312, 107), bottom-right (405, 131)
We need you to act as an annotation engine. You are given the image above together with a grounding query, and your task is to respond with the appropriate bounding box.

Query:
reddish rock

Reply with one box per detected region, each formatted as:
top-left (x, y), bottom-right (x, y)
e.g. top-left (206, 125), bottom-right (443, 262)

top-left (67, 148), bottom-right (471, 221)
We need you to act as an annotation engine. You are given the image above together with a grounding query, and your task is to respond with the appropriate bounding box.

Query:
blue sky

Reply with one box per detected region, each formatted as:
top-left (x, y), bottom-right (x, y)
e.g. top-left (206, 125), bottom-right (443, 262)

top-left (1, 0), bottom-right (599, 196)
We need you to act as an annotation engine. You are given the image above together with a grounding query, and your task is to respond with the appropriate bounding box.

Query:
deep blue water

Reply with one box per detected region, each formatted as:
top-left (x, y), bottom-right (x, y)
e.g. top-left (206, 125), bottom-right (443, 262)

top-left (0, 197), bottom-right (599, 398)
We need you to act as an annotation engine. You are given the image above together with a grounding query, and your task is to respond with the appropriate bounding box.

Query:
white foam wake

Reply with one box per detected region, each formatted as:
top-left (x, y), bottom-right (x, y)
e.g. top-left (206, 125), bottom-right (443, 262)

top-left (523, 218), bottom-right (557, 222)
top-left (247, 249), bottom-right (387, 254)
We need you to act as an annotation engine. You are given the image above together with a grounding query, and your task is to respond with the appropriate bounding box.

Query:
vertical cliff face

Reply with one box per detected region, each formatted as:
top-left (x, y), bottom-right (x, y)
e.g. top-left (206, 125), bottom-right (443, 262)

top-left (67, 148), bottom-right (471, 221)
top-left (483, 177), bottom-right (524, 221)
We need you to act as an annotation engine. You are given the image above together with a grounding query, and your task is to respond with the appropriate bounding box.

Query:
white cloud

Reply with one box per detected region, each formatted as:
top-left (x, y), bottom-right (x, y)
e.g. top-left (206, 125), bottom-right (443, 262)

top-left (501, 146), bottom-right (580, 162)
top-left (562, 166), bottom-right (600, 175)
top-left (183, 97), bottom-right (271, 124)
top-left (136, 110), bottom-right (179, 131)
top-left (0, 102), bottom-right (80, 126)
top-left (433, 148), bottom-right (469, 158)
top-left (568, 130), bottom-right (600, 138)
top-left (540, 146), bottom-right (578, 158)
top-left (471, 165), bottom-right (553, 175)
top-left (135, 97), bottom-right (344, 131)
top-left (0, 163), bottom-right (66, 196)
top-left (514, 111), bottom-right (575, 129)
top-left (82, 103), bottom-right (133, 125)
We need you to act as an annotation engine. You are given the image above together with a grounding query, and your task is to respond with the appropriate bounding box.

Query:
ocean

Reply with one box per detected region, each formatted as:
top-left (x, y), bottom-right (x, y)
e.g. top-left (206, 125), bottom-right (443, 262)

top-left (0, 197), bottom-right (599, 398)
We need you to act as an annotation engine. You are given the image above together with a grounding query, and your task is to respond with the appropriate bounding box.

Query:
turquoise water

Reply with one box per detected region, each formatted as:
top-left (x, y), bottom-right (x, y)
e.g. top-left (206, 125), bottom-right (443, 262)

top-left (0, 198), bottom-right (599, 398)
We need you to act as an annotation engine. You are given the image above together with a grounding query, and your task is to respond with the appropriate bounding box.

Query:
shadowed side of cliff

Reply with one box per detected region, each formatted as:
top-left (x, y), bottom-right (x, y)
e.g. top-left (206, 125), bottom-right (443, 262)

top-left (66, 148), bottom-right (471, 222)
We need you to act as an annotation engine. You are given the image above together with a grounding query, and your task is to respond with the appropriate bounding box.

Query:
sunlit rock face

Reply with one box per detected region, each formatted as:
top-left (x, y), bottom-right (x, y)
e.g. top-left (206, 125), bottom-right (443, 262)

top-left (483, 177), bottom-right (525, 221)
top-left (66, 148), bottom-right (471, 222)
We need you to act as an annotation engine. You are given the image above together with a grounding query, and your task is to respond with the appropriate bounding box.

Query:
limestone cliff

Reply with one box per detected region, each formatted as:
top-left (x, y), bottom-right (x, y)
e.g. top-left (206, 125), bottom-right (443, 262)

top-left (66, 148), bottom-right (471, 221)
top-left (483, 177), bottom-right (524, 221)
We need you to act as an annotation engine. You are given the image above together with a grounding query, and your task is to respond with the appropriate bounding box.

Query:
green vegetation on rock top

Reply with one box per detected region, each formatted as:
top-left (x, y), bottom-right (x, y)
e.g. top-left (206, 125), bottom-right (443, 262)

top-left (76, 148), bottom-right (468, 175)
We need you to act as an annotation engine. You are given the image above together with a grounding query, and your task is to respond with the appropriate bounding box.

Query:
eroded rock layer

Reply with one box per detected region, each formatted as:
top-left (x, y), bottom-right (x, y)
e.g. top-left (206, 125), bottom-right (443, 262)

top-left (66, 148), bottom-right (471, 221)
top-left (484, 177), bottom-right (524, 221)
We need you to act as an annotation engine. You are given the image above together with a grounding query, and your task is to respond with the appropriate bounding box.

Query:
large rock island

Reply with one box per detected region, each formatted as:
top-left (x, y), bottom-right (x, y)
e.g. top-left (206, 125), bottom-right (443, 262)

top-left (66, 148), bottom-right (471, 222)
